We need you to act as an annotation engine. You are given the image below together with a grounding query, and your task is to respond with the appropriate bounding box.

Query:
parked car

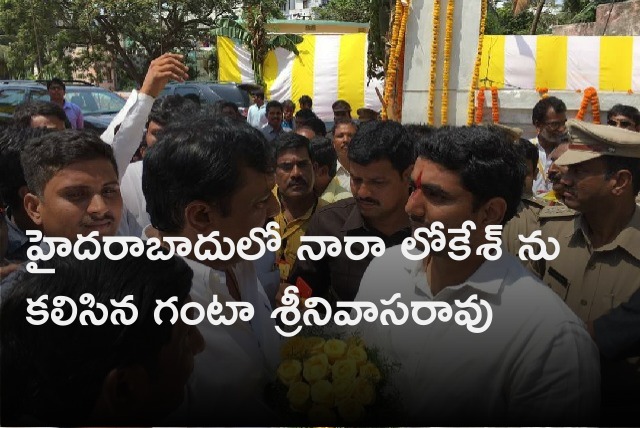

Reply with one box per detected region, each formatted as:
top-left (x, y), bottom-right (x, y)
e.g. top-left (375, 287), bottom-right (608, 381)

top-left (0, 80), bottom-right (126, 132)
top-left (159, 81), bottom-right (258, 117)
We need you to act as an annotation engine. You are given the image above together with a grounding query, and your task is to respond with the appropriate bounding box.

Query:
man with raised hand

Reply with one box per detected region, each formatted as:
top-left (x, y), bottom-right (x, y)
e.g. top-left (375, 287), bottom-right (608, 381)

top-left (355, 126), bottom-right (599, 425)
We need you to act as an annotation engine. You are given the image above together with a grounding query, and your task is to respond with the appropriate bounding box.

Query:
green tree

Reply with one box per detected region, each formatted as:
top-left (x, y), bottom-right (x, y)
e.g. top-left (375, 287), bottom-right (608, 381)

top-left (211, 1), bottom-right (302, 88)
top-left (313, 0), bottom-right (370, 22)
top-left (0, 0), bottom-right (238, 87)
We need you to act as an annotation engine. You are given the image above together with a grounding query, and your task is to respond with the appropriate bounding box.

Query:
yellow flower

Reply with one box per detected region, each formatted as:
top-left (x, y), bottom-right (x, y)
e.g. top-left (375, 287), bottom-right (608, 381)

top-left (352, 377), bottom-right (376, 406)
top-left (310, 379), bottom-right (335, 406)
top-left (280, 336), bottom-right (307, 360)
top-left (359, 362), bottom-right (382, 384)
top-left (277, 359), bottom-right (302, 386)
top-left (323, 339), bottom-right (347, 363)
top-left (304, 336), bottom-right (326, 355)
top-left (332, 376), bottom-right (355, 400)
top-left (308, 403), bottom-right (337, 426)
top-left (346, 345), bottom-right (368, 366)
top-left (337, 397), bottom-right (365, 423)
top-left (287, 381), bottom-right (311, 412)
top-left (332, 358), bottom-right (358, 381)
top-left (346, 336), bottom-right (365, 348)
top-left (303, 353), bottom-right (330, 384)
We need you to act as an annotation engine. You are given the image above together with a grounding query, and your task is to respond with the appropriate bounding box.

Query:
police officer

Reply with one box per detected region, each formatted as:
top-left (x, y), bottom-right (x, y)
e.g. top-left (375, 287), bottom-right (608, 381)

top-left (532, 119), bottom-right (640, 425)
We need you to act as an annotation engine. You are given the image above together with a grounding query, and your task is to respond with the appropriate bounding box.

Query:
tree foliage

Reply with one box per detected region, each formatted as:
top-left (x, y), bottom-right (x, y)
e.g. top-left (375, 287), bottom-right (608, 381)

top-left (313, 0), bottom-right (371, 23)
top-left (0, 0), bottom-right (238, 87)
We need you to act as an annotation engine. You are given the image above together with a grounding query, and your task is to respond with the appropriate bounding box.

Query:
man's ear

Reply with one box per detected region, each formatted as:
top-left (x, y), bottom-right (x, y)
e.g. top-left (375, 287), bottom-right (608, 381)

top-left (23, 192), bottom-right (43, 226)
top-left (184, 200), bottom-right (218, 233)
top-left (98, 365), bottom-right (150, 421)
top-left (477, 197), bottom-right (508, 227)
top-left (609, 169), bottom-right (633, 197)
top-left (316, 164), bottom-right (329, 179)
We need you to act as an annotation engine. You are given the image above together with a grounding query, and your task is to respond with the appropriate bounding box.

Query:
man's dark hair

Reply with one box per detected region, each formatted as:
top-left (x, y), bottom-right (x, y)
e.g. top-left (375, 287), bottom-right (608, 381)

top-left (332, 99), bottom-right (351, 112)
top-left (295, 108), bottom-right (317, 122)
top-left (607, 104), bottom-right (640, 125)
top-left (331, 118), bottom-right (358, 135)
top-left (514, 138), bottom-right (539, 169)
top-left (602, 156), bottom-right (640, 195)
top-left (416, 126), bottom-right (525, 225)
top-left (274, 131), bottom-right (313, 162)
top-left (46, 77), bottom-right (65, 91)
top-left (532, 96), bottom-right (567, 125)
top-left (13, 101), bottom-right (68, 128)
top-left (1, 252), bottom-right (193, 426)
top-left (310, 136), bottom-right (337, 178)
top-left (148, 95), bottom-right (199, 128)
top-left (266, 100), bottom-right (283, 114)
top-left (348, 120), bottom-right (413, 177)
top-left (20, 130), bottom-right (117, 197)
top-left (143, 114), bottom-right (273, 232)
top-left (0, 127), bottom-right (51, 210)
top-left (299, 95), bottom-right (312, 108)
top-left (404, 123), bottom-right (436, 141)
top-left (305, 117), bottom-right (327, 136)
top-left (282, 99), bottom-right (295, 110)
top-left (252, 90), bottom-right (265, 98)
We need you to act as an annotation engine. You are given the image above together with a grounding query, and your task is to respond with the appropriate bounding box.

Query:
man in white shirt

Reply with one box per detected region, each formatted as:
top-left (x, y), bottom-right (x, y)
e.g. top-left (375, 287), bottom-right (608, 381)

top-left (331, 118), bottom-right (358, 191)
top-left (355, 126), bottom-right (600, 425)
top-left (530, 96), bottom-right (570, 195)
top-left (247, 90), bottom-right (267, 129)
top-left (143, 113), bottom-right (281, 425)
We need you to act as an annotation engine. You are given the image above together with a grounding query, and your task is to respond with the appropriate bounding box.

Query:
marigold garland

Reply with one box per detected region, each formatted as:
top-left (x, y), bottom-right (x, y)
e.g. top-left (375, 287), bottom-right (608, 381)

top-left (576, 86), bottom-right (600, 123)
top-left (427, 0), bottom-right (441, 125)
top-left (475, 87), bottom-right (485, 124)
top-left (382, 0), bottom-right (405, 120)
top-left (394, 1), bottom-right (410, 122)
top-left (466, 0), bottom-right (488, 126)
top-left (382, 0), bottom-right (410, 121)
top-left (440, 0), bottom-right (455, 125)
top-left (590, 88), bottom-right (601, 124)
top-left (490, 86), bottom-right (499, 123)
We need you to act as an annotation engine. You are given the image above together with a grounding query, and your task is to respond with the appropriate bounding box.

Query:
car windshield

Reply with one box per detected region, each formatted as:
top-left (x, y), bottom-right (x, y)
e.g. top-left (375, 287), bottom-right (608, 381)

top-left (64, 88), bottom-right (126, 115)
top-left (210, 85), bottom-right (250, 107)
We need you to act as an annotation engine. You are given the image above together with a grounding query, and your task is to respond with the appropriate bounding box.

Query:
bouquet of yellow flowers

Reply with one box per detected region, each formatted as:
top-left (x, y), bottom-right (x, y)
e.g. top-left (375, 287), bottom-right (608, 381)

top-left (273, 333), bottom-right (397, 425)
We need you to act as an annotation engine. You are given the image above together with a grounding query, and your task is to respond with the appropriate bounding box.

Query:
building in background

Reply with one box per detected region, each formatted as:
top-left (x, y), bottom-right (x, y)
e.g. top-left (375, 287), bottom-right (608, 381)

top-left (280, 0), bottom-right (330, 20)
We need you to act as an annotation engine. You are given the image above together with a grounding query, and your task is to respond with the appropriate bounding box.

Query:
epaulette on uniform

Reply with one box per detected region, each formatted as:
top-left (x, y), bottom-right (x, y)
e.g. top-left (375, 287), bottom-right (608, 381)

top-left (538, 204), bottom-right (578, 219)
top-left (523, 196), bottom-right (551, 209)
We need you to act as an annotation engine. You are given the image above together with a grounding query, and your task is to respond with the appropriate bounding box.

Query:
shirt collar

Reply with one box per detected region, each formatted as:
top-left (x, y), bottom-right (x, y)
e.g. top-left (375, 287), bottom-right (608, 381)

top-left (409, 250), bottom-right (508, 299)
top-left (341, 202), bottom-right (366, 232)
top-left (573, 206), bottom-right (640, 261)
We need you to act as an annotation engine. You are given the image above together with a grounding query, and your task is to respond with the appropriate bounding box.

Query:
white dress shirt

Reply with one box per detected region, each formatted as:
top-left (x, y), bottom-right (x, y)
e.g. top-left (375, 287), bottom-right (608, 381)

top-left (177, 257), bottom-right (282, 423)
top-left (530, 137), bottom-right (553, 196)
top-left (335, 160), bottom-right (351, 192)
top-left (354, 247), bottom-right (600, 425)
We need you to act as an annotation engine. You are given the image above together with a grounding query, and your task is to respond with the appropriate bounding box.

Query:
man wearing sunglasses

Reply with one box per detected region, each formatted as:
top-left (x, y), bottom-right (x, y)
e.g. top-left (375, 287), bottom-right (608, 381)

top-left (607, 104), bottom-right (640, 132)
top-left (531, 96), bottom-right (570, 196)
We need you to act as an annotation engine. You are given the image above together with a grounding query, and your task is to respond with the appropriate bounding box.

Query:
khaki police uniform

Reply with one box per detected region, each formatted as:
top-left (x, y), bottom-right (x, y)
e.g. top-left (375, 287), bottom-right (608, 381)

top-left (531, 119), bottom-right (640, 323)
top-left (503, 196), bottom-right (558, 261)
top-left (530, 119), bottom-right (640, 424)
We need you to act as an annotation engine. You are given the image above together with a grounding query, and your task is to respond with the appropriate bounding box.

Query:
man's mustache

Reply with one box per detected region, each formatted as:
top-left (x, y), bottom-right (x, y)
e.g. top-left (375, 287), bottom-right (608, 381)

top-left (288, 178), bottom-right (307, 188)
top-left (357, 197), bottom-right (380, 205)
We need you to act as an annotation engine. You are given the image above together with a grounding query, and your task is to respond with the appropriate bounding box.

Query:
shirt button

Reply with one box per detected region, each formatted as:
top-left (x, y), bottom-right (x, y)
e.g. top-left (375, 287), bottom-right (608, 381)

top-left (580, 299), bottom-right (588, 306)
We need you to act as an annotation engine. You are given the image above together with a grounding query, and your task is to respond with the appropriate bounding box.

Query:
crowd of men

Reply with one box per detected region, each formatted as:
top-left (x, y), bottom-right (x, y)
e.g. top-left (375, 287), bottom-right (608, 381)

top-left (1, 53), bottom-right (639, 425)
